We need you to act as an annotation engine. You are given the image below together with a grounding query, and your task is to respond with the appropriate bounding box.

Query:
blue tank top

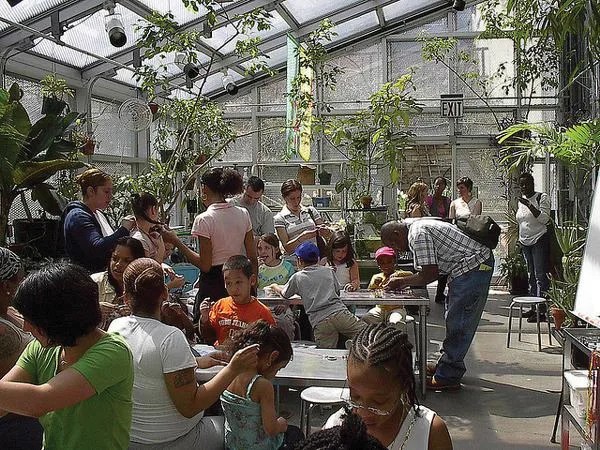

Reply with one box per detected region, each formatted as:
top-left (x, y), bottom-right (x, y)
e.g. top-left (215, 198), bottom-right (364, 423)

top-left (221, 374), bottom-right (284, 450)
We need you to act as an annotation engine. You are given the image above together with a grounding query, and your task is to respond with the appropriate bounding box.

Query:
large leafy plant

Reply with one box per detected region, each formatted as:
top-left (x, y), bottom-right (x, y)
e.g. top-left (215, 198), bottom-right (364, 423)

top-left (0, 83), bottom-right (85, 245)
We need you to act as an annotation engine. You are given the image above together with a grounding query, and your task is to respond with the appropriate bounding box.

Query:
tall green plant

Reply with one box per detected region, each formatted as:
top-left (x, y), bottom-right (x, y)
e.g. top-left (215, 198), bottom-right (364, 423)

top-left (323, 74), bottom-right (422, 202)
top-left (0, 83), bottom-right (85, 245)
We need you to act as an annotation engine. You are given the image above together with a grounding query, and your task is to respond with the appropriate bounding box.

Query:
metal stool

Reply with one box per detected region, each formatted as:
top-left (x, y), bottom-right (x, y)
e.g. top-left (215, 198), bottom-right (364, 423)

top-left (300, 387), bottom-right (348, 437)
top-left (506, 296), bottom-right (552, 351)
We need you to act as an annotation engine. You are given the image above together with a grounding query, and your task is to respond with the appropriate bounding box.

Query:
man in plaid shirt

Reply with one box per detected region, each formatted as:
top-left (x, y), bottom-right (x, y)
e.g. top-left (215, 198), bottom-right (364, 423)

top-left (381, 218), bottom-right (494, 390)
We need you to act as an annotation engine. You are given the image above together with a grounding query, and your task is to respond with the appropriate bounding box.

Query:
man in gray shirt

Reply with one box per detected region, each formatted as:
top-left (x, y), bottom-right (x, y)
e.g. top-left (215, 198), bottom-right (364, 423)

top-left (230, 176), bottom-right (275, 237)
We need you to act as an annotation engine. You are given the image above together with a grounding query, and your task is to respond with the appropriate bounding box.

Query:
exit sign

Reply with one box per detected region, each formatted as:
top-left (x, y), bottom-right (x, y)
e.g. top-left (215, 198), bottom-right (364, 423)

top-left (440, 94), bottom-right (464, 118)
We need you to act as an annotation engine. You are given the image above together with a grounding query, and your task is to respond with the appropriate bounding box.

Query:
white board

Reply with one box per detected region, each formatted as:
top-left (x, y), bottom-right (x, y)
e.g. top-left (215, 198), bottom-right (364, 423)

top-left (573, 171), bottom-right (600, 327)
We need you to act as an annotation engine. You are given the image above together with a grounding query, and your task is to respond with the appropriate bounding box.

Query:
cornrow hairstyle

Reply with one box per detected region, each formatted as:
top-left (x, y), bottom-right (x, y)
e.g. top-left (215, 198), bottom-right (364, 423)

top-left (123, 258), bottom-right (165, 315)
top-left (228, 319), bottom-right (292, 366)
top-left (349, 323), bottom-right (419, 413)
top-left (258, 233), bottom-right (282, 259)
top-left (131, 192), bottom-right (163, 225)
top-left (294, 407), bottom-right (387, 450)
top-left (326, 231), bottom-right (355, 268)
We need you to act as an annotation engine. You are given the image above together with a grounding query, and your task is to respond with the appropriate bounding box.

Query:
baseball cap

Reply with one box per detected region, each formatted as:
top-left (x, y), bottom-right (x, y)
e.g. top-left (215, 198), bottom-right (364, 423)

top-left (295, 241), bottom-right (320, 262)
top-left (375, 246), bottom-right (396, 260)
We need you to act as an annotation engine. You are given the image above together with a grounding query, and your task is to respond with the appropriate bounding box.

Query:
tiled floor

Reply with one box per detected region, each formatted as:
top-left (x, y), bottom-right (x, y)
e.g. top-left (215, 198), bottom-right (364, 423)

top-left (277, 286), bottom-right (564, 449)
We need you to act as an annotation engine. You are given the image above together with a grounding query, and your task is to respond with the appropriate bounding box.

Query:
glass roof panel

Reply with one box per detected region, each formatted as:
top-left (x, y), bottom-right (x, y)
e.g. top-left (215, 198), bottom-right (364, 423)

top-left (382, 0), bottom-right (438, 21)
top-left (240, 45), bottom-right (287, 70)
top-left (0, 0), bottom-right (67, 32)
top-left (201, 10), bottom-right (288, 56)
top-left (30, 4), bottom-right (144, 68)
top-left (282, 0), bottom-right (359, 24)
top-left (113, 67), bottom-right (140, 87)
top-left (138, 0), bottom-right (208, 25)
top-left (329, 12), bottom-right (379, 44)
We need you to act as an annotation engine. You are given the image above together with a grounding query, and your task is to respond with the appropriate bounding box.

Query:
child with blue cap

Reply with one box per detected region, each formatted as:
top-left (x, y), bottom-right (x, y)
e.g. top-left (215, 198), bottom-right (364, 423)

top-left (269, 242), bottom-right (365, 348)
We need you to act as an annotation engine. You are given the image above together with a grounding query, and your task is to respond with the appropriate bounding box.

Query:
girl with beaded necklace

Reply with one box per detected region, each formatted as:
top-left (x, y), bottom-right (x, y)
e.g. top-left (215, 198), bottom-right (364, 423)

top-left (324, 323), bottom-right (452, 449)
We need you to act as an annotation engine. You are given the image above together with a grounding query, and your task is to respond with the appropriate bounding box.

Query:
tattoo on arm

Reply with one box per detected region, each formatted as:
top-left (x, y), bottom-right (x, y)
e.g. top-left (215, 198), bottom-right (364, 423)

top-left (173, 369), bottom-right (195, 388)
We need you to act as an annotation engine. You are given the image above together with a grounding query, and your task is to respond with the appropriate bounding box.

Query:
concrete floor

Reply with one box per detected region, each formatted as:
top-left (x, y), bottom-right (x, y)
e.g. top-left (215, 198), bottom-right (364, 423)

top-left (279, 287), bottom-right (566, 449)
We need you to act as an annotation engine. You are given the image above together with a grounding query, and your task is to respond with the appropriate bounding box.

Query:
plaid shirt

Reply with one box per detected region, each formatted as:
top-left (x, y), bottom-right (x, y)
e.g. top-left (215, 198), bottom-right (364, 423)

top-left (408, 219), bottom-right (492, 282)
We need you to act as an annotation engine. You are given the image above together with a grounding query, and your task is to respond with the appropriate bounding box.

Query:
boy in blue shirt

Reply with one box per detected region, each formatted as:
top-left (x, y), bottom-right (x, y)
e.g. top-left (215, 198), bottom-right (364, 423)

top-left (270, 242), bottom-right (365, 348)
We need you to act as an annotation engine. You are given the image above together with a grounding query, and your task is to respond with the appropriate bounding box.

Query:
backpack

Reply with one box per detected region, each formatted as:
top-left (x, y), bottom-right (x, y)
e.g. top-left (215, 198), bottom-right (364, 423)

top-left (455, 215), bottom-right (501, 249)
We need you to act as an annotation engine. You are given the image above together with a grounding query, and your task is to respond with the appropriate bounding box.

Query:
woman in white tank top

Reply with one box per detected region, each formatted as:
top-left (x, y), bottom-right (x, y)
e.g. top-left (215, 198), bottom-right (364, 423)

top-left (324, 323), bottom-right (453, 449)
top-left (449, 176), bottom-right (482, 220)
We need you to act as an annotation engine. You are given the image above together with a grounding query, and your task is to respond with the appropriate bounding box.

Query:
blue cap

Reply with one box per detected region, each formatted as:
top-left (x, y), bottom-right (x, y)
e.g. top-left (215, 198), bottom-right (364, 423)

top-left (295, 241), bottom-right (320, 261)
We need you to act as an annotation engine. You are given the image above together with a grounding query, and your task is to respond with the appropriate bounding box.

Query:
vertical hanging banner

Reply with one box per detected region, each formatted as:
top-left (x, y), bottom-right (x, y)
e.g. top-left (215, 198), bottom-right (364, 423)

top-left (286, 34), bottom-right (299, 157)
top-left (286, 34), bottom-right (314, 161)
top-left (298, 55), bottom-right (313, 162)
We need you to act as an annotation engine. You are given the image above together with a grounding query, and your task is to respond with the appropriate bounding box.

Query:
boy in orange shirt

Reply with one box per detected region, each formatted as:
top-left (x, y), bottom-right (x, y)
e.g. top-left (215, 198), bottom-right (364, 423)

top-left (199, 255), bottom-right (275, 345)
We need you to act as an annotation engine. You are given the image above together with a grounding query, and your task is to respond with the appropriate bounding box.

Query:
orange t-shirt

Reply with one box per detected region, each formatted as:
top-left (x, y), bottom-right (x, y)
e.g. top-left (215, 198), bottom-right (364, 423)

top-left (209, 296), bottom-right (275, 345)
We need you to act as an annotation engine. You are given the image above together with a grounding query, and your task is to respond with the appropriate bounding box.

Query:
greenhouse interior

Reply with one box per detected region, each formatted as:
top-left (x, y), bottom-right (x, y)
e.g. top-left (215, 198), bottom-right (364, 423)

top-left (0, 0), bottom-right (599, 449)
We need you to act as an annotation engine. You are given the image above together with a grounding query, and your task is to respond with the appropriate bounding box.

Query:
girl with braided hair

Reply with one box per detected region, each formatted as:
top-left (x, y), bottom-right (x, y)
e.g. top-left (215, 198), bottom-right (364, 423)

top-left (324, 323), bottom-right (452, 450)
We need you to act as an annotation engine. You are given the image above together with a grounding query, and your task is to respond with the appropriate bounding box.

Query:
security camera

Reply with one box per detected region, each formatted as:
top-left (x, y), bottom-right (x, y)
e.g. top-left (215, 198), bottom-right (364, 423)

top-left (452, 0), bottom-right (466, 11)
top-left (174, 52), bottom-right (200, 80)
top-left (222, 73), bottom-right (238, 96)
top-left (105, 13), bottom-right (127, 47)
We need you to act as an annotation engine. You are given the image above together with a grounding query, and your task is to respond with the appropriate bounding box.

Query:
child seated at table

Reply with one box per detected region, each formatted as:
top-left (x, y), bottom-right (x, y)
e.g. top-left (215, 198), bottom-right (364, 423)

top-left (257, 233), bottom-right (296, 340)
top-left (361, 246), bottom-right (412, 329)
top-left (221, 320), bottom-right (304, 450)
top-left (269, 242), bottom-right (366, 348)
top-left (199, 255), bottom-right (275, 346)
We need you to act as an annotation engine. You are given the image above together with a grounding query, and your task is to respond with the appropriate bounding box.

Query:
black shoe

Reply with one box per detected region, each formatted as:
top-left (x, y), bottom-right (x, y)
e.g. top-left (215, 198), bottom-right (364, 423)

top-left (521, 309), bottom-right (536, 318)
top-left (527, 313), bottom-right (547, 323)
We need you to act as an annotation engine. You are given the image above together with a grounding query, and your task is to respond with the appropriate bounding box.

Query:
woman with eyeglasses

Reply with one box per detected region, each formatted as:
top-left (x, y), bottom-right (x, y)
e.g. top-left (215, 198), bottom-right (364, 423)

top-left (324, 323), bottom-right (452, 449)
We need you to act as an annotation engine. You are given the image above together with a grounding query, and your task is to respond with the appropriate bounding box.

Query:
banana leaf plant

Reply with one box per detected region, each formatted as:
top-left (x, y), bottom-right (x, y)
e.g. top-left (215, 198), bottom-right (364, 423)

top-left (0, 83), bottom-right (86, 246)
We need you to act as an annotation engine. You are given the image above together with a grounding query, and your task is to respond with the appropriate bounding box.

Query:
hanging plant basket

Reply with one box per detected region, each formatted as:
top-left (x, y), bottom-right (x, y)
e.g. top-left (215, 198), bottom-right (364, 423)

top-left (148, 102), bottom-right (159, 115)
top-left (360, 195), bottom-right (373, 209)
top-left (195, 153), bottom-right (209, 165)
top-left (41, 96), bottom-right (67, 116)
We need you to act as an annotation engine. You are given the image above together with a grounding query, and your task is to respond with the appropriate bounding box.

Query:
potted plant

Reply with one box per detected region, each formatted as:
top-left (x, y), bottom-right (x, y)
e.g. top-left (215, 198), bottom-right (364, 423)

top-left (546, 223), bottom-right (586, 329)
top-left (0, 83), bottom-right (85, 247)
top-left (40, 74), bottom-right (74, 116)
top-left (499, 250), bottom-right (529, 294)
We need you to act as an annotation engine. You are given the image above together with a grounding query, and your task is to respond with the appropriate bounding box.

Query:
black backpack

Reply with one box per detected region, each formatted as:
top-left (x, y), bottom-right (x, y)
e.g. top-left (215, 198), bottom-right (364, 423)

top-left (455, 215), bottom-right (501, 249)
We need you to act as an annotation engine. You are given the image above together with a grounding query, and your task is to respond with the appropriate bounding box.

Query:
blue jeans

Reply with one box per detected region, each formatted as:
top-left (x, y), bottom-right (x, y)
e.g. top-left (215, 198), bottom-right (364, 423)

top-left (521, 233), bottom-right (549, 312)
top-left (436, 256), bottom-right (494, 383)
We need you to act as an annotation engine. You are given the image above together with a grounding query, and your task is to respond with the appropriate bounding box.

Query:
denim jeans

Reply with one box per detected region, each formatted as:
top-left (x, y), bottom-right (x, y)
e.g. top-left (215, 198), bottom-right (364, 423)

top-left (521, 232), bottom-right (549, 312)
top-left (436, 256), bottom-right (494, 383)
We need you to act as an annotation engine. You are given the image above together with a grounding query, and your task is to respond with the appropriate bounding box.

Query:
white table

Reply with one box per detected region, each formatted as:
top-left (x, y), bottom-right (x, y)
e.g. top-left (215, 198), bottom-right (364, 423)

top-left (195, 343), bottom-right (348, 388)
top-left (258, 289), bottom-right (430, 397)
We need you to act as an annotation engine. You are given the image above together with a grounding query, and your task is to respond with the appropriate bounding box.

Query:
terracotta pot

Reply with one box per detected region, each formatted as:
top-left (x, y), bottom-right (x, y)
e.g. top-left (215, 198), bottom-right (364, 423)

top-left (550, 307), bottom-right (567, 330)
top-left (195, 153), bottom-right (209, 165)
top-left (148, 102), bottom-right (159, 115)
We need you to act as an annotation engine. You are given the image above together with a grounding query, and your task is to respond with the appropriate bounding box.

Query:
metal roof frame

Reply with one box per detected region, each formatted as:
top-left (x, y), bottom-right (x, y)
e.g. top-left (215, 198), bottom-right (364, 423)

top-left (0, 0), bottom-right (471, 100)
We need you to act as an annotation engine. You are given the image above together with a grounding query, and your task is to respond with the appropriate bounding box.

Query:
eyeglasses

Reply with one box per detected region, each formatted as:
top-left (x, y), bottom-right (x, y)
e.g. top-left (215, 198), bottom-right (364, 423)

top-left (343, 398), bottom-right (398, 416)
top-left (340, 383), bottom-right (401, 416)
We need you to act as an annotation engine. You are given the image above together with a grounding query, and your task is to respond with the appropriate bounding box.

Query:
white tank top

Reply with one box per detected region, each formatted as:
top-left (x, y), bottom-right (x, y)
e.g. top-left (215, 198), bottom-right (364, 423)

top-left (325, 405), bottom-right (435, 450)
top-left (333, 263), bottom-right (351, 286)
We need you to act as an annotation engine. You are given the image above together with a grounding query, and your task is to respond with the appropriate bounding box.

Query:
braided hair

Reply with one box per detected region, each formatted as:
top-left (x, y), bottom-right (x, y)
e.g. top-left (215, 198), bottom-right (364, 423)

top-left (349, 323), bottom-right (419, 411)
top-left (295, 407), bottom-right (387, 450)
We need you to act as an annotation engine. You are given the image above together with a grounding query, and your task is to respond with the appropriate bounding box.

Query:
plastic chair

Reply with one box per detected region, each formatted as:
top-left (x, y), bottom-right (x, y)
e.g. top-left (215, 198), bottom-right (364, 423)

top-left (506, 296), bottom-right (552, 351)
top-left (300, 387), bottom-right (349, 437)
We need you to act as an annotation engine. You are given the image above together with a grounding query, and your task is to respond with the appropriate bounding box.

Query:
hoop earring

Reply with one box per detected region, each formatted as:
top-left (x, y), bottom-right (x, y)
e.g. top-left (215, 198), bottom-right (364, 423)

top-left (201, 193), bottom-right (208, 201)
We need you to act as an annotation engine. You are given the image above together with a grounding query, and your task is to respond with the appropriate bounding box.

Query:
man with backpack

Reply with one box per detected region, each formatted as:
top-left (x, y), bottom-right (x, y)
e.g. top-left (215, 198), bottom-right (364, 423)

top-left (516, 172), bottom-right (551, 323)
top-left (380, 218), bottom-right (494, 391)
